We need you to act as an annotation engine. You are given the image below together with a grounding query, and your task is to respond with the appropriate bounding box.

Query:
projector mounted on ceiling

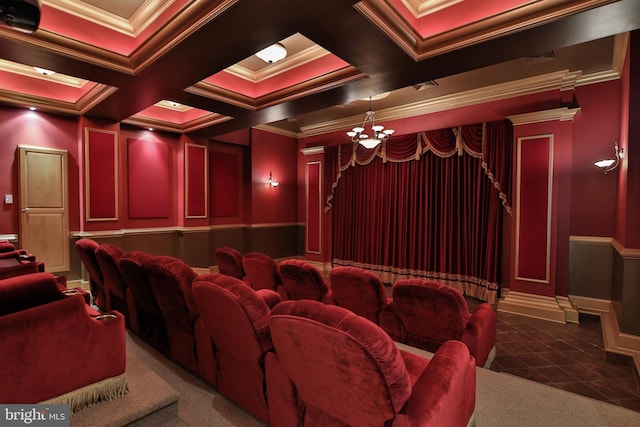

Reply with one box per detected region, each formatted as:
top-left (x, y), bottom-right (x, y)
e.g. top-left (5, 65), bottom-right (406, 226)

top-left (0, 0), bottom-right (41, 33)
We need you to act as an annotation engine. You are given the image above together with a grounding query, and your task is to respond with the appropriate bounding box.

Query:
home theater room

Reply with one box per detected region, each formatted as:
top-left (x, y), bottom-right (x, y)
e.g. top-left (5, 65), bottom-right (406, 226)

top-left (1, 0), bottom-right (640, 425)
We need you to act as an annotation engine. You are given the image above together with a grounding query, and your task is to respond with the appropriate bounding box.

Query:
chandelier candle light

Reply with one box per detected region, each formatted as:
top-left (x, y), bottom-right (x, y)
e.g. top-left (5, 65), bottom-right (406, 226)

top-left (347, 97), bottom-right (395, 149)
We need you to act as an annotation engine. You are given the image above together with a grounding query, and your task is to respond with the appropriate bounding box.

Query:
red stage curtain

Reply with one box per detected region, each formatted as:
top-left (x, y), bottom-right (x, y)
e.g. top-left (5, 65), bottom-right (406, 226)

top-left (328, 120), bottom-right (512, 303)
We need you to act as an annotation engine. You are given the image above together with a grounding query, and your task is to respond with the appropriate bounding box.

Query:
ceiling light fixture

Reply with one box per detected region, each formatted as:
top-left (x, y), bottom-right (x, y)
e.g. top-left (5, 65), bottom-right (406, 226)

top-left (346, 97), bottom-right (395, 149)
top-left (33, 67), bottom-right (55, 76)
top-left (594, 142), bottom-right (623, 174)
top-left (256, 43), bottom-right (287, 64)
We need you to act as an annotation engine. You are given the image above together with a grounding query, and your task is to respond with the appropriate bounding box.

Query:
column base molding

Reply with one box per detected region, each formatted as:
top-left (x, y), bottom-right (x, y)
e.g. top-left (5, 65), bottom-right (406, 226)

top-left (497, 290), bottom-right (578, 324)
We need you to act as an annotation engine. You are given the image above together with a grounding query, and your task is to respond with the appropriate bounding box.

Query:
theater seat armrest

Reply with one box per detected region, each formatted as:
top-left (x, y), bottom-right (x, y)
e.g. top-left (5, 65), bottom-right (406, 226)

top-left (396, 341), bottom-right (475, 427)
top-left (256, 289), bottom-right (282, 309)
top-left (461, 303), bottom-right (496, 367)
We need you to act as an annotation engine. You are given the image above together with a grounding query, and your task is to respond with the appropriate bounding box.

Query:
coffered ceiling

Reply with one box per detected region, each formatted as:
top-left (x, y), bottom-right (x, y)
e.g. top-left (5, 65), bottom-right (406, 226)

top-left (0, 0), bottom-right (638, 138)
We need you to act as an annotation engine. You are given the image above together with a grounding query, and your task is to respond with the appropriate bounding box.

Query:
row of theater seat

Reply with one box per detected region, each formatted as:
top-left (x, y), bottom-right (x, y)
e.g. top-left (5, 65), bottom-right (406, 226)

top-left (73, 240), bottom-right (485, 425)
top-left (215, 246), bottom-right (497, 368)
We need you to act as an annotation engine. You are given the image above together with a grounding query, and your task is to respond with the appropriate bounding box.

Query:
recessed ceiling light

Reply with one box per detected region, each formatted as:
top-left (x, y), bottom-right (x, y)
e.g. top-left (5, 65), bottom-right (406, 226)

top-left (33, 67), bottom-right (55, 76)
top-left (29, 106), bottom-right (36, 111)
top-left (148, 127), bottom-right (153, 131)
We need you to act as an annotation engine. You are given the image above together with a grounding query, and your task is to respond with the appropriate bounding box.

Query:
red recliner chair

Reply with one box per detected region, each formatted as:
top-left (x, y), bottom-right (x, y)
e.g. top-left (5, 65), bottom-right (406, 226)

top-left (74, 238), bottom-right (107, 310)
top-left (118, 251), bottom-right (168, 355)
top-left (330, 266), bottom-right (391, 324)
top-left (193, 274), bottom-right (281, 423)
top-left (143, 255), bottom-right (216, 386)
top-left (214, 246), bottom-right (245, 279)
top-left (95, 243), bottom-right (128, 318)
top-left (242, 252), bottom-right (281, 292)
top-left (0, 272), bottom-right (127, 412)
top-left (379, 279), bottom-right (497, 367)
top-left (277, 259), bottom-right (333, 303)
top-left (266, 300), bottom-right (476, 427)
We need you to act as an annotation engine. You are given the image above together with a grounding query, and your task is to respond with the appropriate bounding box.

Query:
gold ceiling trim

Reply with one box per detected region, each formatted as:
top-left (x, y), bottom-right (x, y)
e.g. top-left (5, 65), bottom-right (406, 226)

top-left (357, 0), bottom-right (615, 61)
top-left (187, 66), bottom-right (366, 111)
top-left (0, 89), bottom-right (80, 115)
top-left (226, 45), bottom-right (331, 83)
top-left (43, 0), bottom-right (176, 37)
top-left (122, 112), bottom-right (232, 133)
top-left (400, 0), bottom-right (465, 18)
top-left (0, 59), bottom-right (87, 87)
top-left (77, 85), bottom-right (119, 115)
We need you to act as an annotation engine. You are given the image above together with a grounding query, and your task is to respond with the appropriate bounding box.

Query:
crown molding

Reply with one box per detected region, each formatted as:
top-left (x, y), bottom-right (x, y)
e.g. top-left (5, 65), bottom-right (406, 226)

top-left (508, 107), bottom-right (580, 125)
top-left (400, 0), bottom-right (464, 18)
top-left (123, 113), bottom-right (231, 134)
top-left (0, 59), bottom-right (87, 87)
top-left (300, 69), bottom-right (583, 137)
top-left (358, 0), bottom-right (615, 61)
top-left (301, 146), bottom-right (326, 156)
top-left (44, 0), bottom-right (176, 37)
top-left (253, 124), bottom-right (298, 139)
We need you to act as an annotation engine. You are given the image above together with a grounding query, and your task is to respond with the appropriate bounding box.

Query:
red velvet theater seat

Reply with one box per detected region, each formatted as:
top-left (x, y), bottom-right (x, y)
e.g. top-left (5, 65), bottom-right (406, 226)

top-left (266, 300), bottom-right (476, 427)
top-left (242, 251), bottom-right (281, 292)
top-left (214, 246), bottom-right (245, 279)
top-left (380, 279), bottom-right (497, 367)
top-left (95, 243), bottom-right (128, 318)
top-left (277, 259), bottom-right (333, 303)
top-left (193, 274), bottom-right (281, 424)
top-left (75, 238), bottom-right (107, 310)
top-left (0, 272), bottom-right (127, 412)
top-left (118, 250), bottom-right (168, 355)
top-left (143, 255), bottom-right (216, 386)
top-left (330, 266), bottom-right (391, 324)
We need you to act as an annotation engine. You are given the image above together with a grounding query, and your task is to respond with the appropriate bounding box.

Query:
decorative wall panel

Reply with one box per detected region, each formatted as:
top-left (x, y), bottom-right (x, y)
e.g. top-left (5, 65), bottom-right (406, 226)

top-left (85, 128), bottom-right (118, 221)
top-left (515, 135), bottom-right (553, 283)
top-left (306, 161), bottom-right (321, 254)
top-left (127, 138), bottom-right (170, 218)
top-left (211, 150), bottom-right (239, 217)
top-left (185, 143), bottom-right (207, 218)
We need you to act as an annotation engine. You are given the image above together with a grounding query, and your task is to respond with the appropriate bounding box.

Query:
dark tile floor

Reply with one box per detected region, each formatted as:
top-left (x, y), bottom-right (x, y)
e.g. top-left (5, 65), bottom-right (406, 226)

top-left (472, 299), bottom-right (640, 412)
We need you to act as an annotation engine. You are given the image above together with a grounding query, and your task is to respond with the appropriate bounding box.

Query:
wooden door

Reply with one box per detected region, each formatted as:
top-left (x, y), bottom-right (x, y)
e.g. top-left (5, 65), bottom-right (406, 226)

top-left (18, 146), bottom-right (69, 272)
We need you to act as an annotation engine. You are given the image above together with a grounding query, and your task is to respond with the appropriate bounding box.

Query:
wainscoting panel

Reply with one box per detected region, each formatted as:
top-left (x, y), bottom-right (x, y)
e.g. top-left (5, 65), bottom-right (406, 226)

top-left (247, 224), bottom-right (301, 260)
top-left (179, 229), bottom-right (211, 269)
top-left (568, 236), bottom-right (614, 300)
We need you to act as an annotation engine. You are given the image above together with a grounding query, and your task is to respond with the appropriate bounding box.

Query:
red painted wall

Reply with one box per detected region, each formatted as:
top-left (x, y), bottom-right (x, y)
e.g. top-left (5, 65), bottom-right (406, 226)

top-left (249, 129), bottom-right (298, 224)
top-left (0, 107), bottom-right (80, 235)
top-left (570, 80), bottom-right (622, 237)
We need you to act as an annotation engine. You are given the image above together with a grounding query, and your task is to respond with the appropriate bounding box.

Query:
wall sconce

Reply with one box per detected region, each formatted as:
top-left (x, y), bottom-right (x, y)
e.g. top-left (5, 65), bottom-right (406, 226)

top-left (268, 172), bottom-right (279, 188)
top-left (594, 143), bottom-right (624, 174)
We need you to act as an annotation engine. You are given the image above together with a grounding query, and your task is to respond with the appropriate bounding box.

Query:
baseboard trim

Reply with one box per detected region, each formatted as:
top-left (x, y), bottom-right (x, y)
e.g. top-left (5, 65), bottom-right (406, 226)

top-left (569, 295), bottom-right (640, 376)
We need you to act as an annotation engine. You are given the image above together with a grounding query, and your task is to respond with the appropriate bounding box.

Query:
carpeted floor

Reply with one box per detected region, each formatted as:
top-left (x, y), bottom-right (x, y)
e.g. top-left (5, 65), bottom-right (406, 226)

top-left (70, 331), bottom-right (640, 426)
